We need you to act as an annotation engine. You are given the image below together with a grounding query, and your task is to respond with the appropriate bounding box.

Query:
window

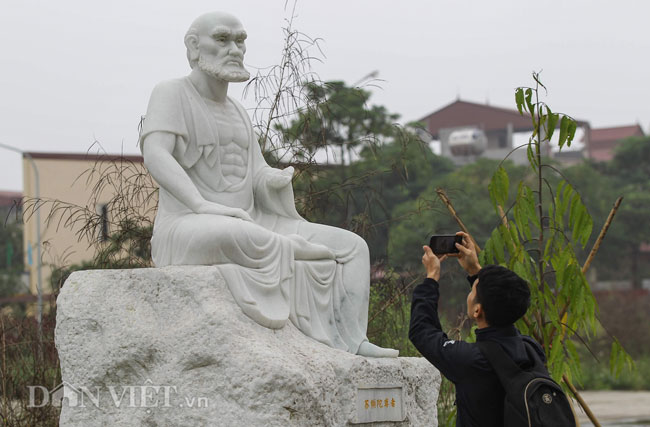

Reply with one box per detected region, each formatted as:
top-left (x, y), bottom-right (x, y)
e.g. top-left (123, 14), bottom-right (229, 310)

top-left (99, 204), bottom-right (109, 242)
top-left (498, 134), bottom-right (507, 148)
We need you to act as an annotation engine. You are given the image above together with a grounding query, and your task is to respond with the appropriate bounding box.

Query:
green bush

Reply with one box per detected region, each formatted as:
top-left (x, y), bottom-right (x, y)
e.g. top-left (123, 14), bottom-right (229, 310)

top-left (367, 269), bottom-right (420, 356)
top-left (579, 355), bottom-right (650, 391)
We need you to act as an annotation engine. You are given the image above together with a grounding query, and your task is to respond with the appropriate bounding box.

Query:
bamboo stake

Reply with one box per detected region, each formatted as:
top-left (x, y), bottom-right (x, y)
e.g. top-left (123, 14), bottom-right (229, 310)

top-left (435, 188), bottom-right (481, 252)
top-left (581, 196), bottom-right (623, 275)
top-left (564, 374), bottom-right (600, 427)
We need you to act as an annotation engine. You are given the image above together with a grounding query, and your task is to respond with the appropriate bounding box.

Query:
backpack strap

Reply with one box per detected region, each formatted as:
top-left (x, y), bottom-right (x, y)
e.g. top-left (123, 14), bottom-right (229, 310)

top-left (522, 340), bottom-right (547, 372)
top-left (476, 340), bottom-right (523, 387)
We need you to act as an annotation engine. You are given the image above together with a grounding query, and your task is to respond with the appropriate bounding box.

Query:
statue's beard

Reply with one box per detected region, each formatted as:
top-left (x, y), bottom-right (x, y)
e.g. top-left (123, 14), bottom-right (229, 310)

top-left (198, 55), bottom-right (250, 82)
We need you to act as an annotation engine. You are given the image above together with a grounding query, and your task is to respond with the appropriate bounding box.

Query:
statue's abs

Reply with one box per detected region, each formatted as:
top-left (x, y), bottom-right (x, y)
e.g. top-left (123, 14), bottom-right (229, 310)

top-left (210, 101), bottom-right (249, 182)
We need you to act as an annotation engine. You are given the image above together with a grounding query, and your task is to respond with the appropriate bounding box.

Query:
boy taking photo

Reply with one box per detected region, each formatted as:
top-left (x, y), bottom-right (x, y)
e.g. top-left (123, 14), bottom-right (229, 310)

top-left (409, 232), bottom-right (574, 426)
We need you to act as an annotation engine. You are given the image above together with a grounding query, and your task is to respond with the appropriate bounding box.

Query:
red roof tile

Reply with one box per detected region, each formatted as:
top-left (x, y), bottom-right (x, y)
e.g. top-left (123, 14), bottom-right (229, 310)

top-left (420, 99), bottom-right (588, 138)
top-left (0, 190), bottom-right (22, 207)
top-left (589, 125), bottom-right (644, 143)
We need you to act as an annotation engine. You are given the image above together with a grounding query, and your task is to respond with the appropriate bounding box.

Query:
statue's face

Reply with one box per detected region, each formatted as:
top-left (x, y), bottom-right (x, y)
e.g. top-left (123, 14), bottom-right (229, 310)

top-left (196, 15), bottom-right (250, 82)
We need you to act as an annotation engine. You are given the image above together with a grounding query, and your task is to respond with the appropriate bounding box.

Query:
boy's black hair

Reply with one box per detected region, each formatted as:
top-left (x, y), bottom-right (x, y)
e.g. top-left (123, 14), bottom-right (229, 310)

top-left (476, 265), bottom-right (530, 327)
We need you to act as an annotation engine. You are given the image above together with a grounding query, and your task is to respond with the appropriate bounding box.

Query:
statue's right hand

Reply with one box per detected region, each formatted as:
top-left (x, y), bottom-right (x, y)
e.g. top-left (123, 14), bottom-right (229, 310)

top-left (195, 202), bottom-right (253, 222)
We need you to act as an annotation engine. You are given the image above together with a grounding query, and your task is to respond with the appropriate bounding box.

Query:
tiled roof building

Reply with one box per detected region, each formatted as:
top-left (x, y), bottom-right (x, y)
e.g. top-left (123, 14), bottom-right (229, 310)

top-left (587, 124), bottom-right (645, 162)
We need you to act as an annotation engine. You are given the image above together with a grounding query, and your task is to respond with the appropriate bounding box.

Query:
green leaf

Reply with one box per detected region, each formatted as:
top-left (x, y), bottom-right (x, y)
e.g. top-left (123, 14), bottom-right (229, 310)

top-left (488, 167), bottom-right (509, 210)
top-left (526, 141), bottom-right (537, 171)
top-left (547, 112), bottom-right (559, 141)
top-left (555, 180), bottom-right (574, 229)
top-left (500, 225), bottom-right (516, 257)
top-left (514, 188), bottom-right (533, 241)
top-left (553, 181), bottom-right (565, 227)
top-left (549, 333), bottom-right (563, 368)
top-left (566, 339), bottom-right (580, 367)
top-left (558, 116), bottom-right (570, 149)
top-left (568, 193), bottom-right (593, 246)
top-left (543, 285), bottom-right (558, 317)
top-left (512, 261), bottom-right (530, 284)
top-left (584, 290), bottom-right (596, 326)
top-left (508, 221), bottom-right (521, 247)
top-left (567, 270), bottom-right (582, 314)
top-left (523, 187), bottom-right (540, 230)
top-left (491, 227), bottom-right (506, 264)
top-left (525, 88), bottom-right (535, 117)
top-left (513, 195), bottom-right (526, 239)
top-left (566, 340), bottom-right (583, 385)
top-left (515, 88), bottom-right (525, 115)
top-left (573, 287), bottom-right (585, 319)
top-left (566, 120), bottom-right (577, 147)
top-left (543, 233), bottom-right (555, 262)
top-left (480, 238), bottom-right (494, 266)
top-left (552, 247), bottom-right (567, 287)
top-left (610, 341), bottom-right (620, 376)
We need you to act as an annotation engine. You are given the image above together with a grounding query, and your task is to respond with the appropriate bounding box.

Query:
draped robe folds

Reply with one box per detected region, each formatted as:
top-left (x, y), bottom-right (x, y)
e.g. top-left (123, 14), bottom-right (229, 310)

top-left (139, 77), bottom-right (370, 353)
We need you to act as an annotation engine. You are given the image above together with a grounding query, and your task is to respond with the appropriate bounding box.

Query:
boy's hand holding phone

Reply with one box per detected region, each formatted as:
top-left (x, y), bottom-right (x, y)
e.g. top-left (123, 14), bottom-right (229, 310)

top-left (424, 232), bottom-right (482, 280)
top-left (421, 245), bottom-right (446, 281)
top-left (454, 231), bottom-right (481, 275)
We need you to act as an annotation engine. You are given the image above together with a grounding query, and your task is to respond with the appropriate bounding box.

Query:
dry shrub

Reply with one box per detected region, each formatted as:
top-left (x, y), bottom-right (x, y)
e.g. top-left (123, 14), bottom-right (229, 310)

top-left (1, 304), bottom-right (60, 426)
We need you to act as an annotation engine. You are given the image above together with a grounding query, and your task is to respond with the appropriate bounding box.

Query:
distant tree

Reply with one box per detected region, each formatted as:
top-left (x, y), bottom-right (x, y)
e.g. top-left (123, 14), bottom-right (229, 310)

top-left (606, 136), bottom-right (650, 287)
top-left (276, 81), bottom-right (399, 166)
top-left (0, 221), bottom-right (24, 297)
top-left (610, 136), bottom-right (650, 182)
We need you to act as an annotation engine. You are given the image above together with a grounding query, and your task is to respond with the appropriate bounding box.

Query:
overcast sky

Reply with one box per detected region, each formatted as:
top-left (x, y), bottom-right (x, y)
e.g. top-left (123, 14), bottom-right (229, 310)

top-left (1, 0), bottom-right (648, 191)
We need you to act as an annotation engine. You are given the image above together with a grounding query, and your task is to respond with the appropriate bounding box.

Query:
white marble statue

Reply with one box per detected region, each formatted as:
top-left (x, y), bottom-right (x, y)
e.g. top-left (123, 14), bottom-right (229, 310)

top-left (140, 11), bottom-right (397, 358)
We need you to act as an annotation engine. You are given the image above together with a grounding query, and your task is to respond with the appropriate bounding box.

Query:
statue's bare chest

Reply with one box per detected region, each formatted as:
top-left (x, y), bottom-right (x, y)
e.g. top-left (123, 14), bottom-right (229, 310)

top-left (205, 100), bottom-right (249, 181)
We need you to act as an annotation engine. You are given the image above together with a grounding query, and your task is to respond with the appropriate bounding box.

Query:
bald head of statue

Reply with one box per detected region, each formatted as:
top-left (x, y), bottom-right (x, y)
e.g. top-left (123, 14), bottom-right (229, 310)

top-left (184, 12), bottom-right (250, 82)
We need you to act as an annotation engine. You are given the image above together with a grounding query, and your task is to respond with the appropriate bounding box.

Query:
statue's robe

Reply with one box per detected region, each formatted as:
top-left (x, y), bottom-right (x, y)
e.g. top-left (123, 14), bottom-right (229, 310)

top-left (140, 77), bottom-right (370, 353)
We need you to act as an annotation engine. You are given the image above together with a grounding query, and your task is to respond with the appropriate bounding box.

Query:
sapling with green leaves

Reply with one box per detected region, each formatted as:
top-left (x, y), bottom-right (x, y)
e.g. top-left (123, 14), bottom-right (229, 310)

top-left (481, 73), bottom-right (633, 388)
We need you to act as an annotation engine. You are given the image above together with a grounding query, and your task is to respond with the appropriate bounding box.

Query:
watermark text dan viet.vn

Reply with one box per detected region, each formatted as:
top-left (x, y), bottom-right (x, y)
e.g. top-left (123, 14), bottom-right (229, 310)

top-left (28, 380), bottom-right (209, 409)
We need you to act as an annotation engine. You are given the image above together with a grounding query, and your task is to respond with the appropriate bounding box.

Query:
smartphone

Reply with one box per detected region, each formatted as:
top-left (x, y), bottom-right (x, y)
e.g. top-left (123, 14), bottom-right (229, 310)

top-left (429, 234), bottom-right (463, 254)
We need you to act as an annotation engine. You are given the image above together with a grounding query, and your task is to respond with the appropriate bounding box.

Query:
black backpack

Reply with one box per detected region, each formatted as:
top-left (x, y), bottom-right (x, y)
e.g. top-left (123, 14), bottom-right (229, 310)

top-left (477, 340), bottom-right (577, 427)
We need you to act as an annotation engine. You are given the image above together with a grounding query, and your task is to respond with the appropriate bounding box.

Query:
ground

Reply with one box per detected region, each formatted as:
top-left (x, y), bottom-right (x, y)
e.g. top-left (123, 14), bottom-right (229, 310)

top-left (578, 391), bottom-right (650, 426)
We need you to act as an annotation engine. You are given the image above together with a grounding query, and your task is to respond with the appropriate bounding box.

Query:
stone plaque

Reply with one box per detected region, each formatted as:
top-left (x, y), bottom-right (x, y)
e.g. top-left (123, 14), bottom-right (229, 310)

top-left (354, 385), bottom-right (404, 423)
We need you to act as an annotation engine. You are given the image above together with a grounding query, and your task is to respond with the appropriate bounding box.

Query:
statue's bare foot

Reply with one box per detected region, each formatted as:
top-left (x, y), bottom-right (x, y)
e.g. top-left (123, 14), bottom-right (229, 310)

top-left (288, 235), bottom-right (336, 260)
top-left (356, 341), bottom-right (399, 358)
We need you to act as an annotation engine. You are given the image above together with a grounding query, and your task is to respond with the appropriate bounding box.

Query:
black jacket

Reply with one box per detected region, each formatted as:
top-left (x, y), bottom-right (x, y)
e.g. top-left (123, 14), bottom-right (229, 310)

top-left (409, 277), bottom-right (545, 427)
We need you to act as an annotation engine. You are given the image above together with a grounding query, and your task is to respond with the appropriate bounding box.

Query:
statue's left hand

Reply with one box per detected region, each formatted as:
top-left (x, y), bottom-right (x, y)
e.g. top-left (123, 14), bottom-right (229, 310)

top-left (267, 166), bottom-right (294, 189)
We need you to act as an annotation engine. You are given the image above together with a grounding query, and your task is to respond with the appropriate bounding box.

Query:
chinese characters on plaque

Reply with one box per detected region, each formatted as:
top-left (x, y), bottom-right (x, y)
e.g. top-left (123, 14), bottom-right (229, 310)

top-left (365, 397), bottom-right (396, 409)
top-left (355, 386), bottom-right (404, 424)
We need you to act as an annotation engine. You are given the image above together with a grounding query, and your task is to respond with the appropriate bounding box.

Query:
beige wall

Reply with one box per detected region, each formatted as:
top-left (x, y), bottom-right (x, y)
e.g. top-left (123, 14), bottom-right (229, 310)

top-left (22, 155), bottom-right (156, 296)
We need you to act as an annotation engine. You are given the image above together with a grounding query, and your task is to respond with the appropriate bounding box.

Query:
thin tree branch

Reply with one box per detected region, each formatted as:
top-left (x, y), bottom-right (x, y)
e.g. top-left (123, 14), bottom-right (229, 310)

top-left (435, 188), bottom-right (482, 252)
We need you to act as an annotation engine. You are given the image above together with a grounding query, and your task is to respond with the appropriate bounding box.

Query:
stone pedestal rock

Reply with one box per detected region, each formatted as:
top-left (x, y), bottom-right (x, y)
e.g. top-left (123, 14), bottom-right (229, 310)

top-left (55, 267), bottom-right (440, 426)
